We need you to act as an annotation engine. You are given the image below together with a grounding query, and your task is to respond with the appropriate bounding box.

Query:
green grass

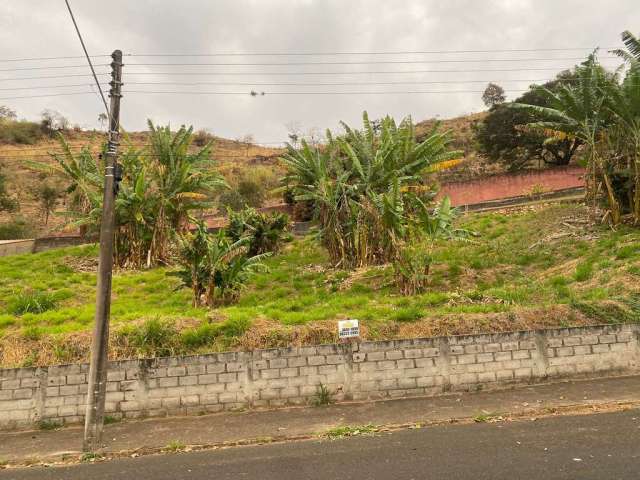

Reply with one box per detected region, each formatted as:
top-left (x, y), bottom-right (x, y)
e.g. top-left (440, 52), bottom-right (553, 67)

top-left (1, 203), bottom-right (639, 367)
top-left (322, 424), bottom-right (379, 439)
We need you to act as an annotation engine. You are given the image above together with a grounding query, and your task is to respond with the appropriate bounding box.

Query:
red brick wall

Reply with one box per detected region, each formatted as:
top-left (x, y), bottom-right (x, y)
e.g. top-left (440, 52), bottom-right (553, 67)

top-left (438, 166), bottom-right (586, 206)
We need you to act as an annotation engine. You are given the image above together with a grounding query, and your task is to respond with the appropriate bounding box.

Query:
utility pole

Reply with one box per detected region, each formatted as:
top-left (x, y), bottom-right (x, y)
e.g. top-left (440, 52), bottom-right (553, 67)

top-left (83, 49), bottom-right (123, 452)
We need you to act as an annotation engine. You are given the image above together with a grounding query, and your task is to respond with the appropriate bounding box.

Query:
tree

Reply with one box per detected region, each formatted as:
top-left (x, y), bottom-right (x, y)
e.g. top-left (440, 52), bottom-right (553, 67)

top-left (476, 71), bottom-right (583, 169)
top-left (227, 208), bottom-right (290, 256)
top-left (0, 105), bottom-right (17, 121)
top-left (174, 222), bottom-right (269, 307)
top-left (0, 164), bottom-right (18, 213)
top-left (32, 182), bottom-right (61, 225)
top-left (282, 111), bottom-right (461, 269)
top-left (97, 113), bottom-right (108, 129)
top-left (611, 30), bottom-right (640, 63)
top-left (482, 83), bottom-right (506, 107)
top-left (512, 55), bottom-right (622, 223)
top-left (29, 122), bottom-right (227, 267)
top-left (40, 109), bottom-right (69, 134)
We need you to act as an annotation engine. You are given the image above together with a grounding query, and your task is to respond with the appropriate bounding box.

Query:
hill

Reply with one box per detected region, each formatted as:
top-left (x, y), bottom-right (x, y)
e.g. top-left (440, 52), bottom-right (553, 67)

top-left (1, 202), bottom-right (638, 368)
top-left (0, 129), bottom-right (285, 236)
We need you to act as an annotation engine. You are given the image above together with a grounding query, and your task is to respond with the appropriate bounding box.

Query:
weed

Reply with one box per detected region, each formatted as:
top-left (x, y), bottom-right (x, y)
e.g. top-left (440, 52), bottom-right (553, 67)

top-left (9, 291), bottom-right (57, 315)
top-left (391, 306), bottom-right (425, 323)
top-left (616, 245), bottom-right (640, 260)
top-left (80, 452), bottom-right (103, 462)
top-left (313, 383), bottom-right (333, 406)
top-left (473, 412), bottom-right (502, 423)
top-left (573, 261), bottom-right (594, 282)
top-left (323, 424), bottom-right (379, 439)
top-left (38, 419), bottom-right (61, 431)
top-left (118, 318), bottom-right (178, 357)
top-left (165, 440), bottom-right (186, 452)
top-left (103, 415), bottom-right (121, 425)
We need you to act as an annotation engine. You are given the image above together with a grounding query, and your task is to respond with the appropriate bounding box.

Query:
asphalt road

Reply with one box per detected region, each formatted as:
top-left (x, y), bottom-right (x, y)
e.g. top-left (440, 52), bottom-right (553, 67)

top-left (3, 410), bottom-right (639, 480)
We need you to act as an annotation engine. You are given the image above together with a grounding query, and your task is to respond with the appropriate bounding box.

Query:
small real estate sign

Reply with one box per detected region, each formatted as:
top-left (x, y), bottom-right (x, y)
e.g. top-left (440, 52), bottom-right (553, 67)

top-left (338, 319), bottom-right (360, 339)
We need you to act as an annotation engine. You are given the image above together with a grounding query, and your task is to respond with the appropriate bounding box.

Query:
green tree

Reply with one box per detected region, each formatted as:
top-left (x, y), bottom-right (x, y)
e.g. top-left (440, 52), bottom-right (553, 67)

top-left (476, 71), bottom-right (583, 169)
top-left (32, 182), bottom-right (61, 225)
top-left (227, 208), bottom-right (290, 256)
top-left (512, 55), bottom-right (621, 223)
top-left (482, 83), bottom-right (506, 107)
top-left (611, 30), bottom-right (640, 63)
top-left (283, 111), bottom-right (461, 269)
top-left (0, 164), bottom-right (18, 213)
top-left (30, 122), bottom-right (226, 267)
top-left (174, 222), bottom-right (269, 306)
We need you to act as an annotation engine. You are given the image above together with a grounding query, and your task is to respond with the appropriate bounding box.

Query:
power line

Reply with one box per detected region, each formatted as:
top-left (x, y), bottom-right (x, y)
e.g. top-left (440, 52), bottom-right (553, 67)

top-left (0, 55), bottom-right (112, 63)
top-left (0, 83), bottom-right (109, 91)
top-left (0, 73), bottom-right (110, 82)
top-left (0, 91), bottom-right (96, 100)
top-left (125, 47), bottom-right (614, 57)
top-left (0, 47), bottom-right (614, 63)
top-left (120, 66), bottom-right (619, 76)
top-left (124, 78), bottom-right (558, 87)
top-left (127, 56), bottom-right (618, 67)
top-left (123, 89), bottom-right (530, 95)
top-left (0, 64), bottom-right (110, 72)
top-left (64, 0), bottom-right (110, 118)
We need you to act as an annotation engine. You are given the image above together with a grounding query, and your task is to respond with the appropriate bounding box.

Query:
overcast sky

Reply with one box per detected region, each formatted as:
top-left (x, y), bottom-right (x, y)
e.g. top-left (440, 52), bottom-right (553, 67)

top-left (0, 0), bottom-right (638, 144)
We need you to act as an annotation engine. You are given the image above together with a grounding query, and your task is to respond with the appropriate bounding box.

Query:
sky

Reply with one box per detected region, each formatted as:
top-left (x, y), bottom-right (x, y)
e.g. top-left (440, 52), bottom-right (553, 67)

top-left (0, 0), bottom-right (638, 145)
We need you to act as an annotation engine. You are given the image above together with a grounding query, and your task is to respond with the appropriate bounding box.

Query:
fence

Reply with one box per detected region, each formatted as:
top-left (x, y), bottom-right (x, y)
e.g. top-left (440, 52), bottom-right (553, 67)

top-left (1, 323), bottom-right (637, 430)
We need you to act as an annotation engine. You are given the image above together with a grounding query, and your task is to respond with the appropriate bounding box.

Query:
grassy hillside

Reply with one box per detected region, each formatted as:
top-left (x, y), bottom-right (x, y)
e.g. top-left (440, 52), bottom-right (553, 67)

top-left (0, 130), bottom-right (285, 236)
top-left (1, 202), bottom-right (638, 368)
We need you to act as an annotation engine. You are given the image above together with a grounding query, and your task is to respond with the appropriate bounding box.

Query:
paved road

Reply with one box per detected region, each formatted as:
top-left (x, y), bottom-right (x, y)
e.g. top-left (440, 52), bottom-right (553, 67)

top-left (3, 410), bottom-right (639, 480)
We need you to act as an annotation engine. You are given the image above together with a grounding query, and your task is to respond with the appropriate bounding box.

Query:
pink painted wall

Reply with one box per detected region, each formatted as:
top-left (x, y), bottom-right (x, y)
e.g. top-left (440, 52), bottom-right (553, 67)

top-left (439, 166), bottom-right (586, 206)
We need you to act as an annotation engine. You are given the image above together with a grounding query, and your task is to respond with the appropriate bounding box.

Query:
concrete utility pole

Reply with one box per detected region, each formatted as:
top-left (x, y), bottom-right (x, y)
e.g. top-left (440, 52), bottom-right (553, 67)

top-left (83, 49), bottom-right (123, 452)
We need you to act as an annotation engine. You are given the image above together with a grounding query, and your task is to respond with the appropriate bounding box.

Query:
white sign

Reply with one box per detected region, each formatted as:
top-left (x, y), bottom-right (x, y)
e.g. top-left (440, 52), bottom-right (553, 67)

top-left (338, 319), bottom-right (360, 339)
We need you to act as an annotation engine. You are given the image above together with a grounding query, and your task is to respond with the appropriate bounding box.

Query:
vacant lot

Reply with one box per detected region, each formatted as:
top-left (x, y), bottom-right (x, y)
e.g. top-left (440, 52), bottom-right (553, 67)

top-left (0, 203), bottom-right (639, 367)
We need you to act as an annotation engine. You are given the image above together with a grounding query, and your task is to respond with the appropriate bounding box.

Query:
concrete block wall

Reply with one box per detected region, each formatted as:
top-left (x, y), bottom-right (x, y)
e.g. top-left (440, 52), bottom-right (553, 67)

top-left (1, 324), bottom-right (638, 430)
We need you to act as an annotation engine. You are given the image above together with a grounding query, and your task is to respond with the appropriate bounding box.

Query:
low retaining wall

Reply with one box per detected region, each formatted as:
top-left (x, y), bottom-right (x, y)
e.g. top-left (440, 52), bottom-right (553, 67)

top-left (1, 324), bottom-right (638, 430)
top-left (0, 235), bottom-right (87, 258)
top-left (439, 166), bottom-right (586, 207)
top-left (0, 239), bottom-right (35, 257)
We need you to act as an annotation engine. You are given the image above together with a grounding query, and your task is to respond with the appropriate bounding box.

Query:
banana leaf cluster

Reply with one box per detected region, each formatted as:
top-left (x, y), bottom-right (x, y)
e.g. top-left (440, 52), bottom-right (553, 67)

top-left (512, 31), bottom-right (640, 226)
top-left (31, 121), bottom-right (226, 268)
top-left (282, 111), bottom-right (462, 269)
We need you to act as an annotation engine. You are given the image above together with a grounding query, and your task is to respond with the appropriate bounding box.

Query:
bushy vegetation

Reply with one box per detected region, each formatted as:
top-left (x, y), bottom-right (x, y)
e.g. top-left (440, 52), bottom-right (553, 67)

top-left (0, 120), bottom-right (44, 145)
top-left (283, 112), bottom-right (462, 271)
top-left (2, 203), bottom-right (638, 367)
top-left (0, 217), bottom-right (33, 240)
top-left (217, 166), bottom-right (279, 213)
top-left (476, 70), bottom-right (582, 170)
top-left (0, 163), bottom-right (18, 214)
top-left (30, 122), bottom-right (226, 267)
top-left (227, 208), bottom-right (290, 256)
top-left (513, 39), bottom-right (640, 225)
top-left (173, 222), bottom-right (269, 307)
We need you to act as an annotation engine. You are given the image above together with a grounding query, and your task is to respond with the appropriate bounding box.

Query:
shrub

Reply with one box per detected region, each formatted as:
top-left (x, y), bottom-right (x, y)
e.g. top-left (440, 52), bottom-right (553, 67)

top-left (173, 222), bottom-right (269, 307)
top-left (0, 218), bottom-right (33, 240)
top-left (573, 261), bottom-right (594, 282)
top-left (218, 168), bottom-right (278, 214)
top-left (227, 208), bottom-right (290, 256)
top-left (0, 120), bottom-right (44, 144)
top-left (9, 290), bottom-right (57, 315)
top-left (118, 318), bottom-right (179, 357)
top-left (282, 111), bottom-right (462, 269)
top-left (32, 182), bottom-right (61, 225)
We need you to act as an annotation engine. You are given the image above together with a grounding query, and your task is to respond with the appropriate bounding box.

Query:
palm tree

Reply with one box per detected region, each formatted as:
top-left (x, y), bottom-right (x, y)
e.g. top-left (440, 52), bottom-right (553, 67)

top-left (603, 63), bottom-right (640, 223)
top-left (611, 31), bottom-right (640, 63)
top-left (174, 224), bottom-right (269, 306)
top-left (282, 111), bottom-right (461, 268)
top-left (511, 55), bottom-right (622, 223)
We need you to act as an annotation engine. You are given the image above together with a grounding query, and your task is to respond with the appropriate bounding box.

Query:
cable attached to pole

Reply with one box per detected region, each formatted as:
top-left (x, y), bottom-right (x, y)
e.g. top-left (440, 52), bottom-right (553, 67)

top-left (64, 0), bottom-right (110, 119)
